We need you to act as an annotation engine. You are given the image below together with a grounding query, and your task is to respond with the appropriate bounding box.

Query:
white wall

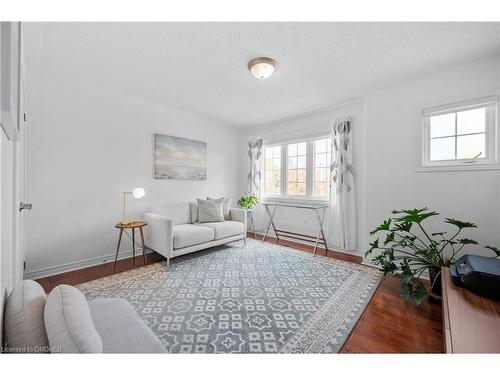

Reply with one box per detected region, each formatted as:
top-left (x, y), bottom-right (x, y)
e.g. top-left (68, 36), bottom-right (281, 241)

top-left (364, 55), bottom-right (500, 262)
top-left (239, 99), bottom-right (366, 256)
top-left (24, 71), bottom-right (240, 278)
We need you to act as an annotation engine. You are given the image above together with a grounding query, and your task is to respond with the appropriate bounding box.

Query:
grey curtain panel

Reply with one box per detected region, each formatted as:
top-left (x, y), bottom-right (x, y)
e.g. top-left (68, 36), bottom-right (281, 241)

top-left (247, 138), bottom-right (263, 195)
top-left (330, 118), bottom-right (356, 251)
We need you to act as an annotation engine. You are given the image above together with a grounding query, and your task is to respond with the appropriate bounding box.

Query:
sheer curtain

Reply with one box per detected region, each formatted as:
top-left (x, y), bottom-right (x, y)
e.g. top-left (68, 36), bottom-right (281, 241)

top-left (329, 118), bottom-right (356, 250)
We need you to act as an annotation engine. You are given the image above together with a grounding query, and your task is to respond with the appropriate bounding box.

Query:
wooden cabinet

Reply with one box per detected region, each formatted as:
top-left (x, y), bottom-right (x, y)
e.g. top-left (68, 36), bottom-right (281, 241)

top-left (441, 267), bottom-right (500, 353)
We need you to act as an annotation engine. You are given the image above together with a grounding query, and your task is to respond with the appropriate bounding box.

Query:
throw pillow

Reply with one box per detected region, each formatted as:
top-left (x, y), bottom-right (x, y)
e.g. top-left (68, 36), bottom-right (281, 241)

top-left (207, 197), bottom-right (232, 220)
top-left (189, 201), bottom-right (199, 223)
top-left (197, 198), bottom-right (225, 223)
top-left (4, 280), bottom-right (49, 352)
top-left (44, 284), bottom-right (103, 353)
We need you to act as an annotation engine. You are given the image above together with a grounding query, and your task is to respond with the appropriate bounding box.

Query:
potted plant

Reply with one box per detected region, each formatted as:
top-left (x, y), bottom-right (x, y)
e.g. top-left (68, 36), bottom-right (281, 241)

top-left (237, 193), bottom-right (259, 210)
top-left (366, 208), bottom-right (500, 305)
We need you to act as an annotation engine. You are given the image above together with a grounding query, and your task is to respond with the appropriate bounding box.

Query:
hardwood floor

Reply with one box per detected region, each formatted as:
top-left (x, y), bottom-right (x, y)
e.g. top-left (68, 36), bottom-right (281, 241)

top-left (35, 234), bottom-right (443, 353)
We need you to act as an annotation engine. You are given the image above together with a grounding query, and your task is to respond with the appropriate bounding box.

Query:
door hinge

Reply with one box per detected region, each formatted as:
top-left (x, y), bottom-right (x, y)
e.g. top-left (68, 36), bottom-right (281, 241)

top-left (24, 113), bottom-right (26, 122)
top-left (23, 261), bottom-right (26, 270)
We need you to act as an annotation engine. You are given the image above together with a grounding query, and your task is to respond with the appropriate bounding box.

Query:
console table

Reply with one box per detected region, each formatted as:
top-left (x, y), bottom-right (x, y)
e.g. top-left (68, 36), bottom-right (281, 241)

top-left (441, 266), bottom-right (500, 353)
top-left (262, 201), bottom-right (329, 255)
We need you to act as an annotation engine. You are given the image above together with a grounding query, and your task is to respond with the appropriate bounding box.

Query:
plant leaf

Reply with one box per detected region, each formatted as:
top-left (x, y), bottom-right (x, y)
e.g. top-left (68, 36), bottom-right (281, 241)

top-left (444, 218), bottom-right (477, 229)
top-left (485, 245), bottom-right (500, 257)
top-left (369, 219), bottom-right (392, 235)
top-left (457, 238), bottom-right (479, 245)
top-left (412, 282), bottom-right (429, 306)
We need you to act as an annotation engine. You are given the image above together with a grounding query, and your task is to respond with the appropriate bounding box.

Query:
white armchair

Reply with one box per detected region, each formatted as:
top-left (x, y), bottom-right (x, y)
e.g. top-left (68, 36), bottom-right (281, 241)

top-left (145, 203), bottom-right (247, 265)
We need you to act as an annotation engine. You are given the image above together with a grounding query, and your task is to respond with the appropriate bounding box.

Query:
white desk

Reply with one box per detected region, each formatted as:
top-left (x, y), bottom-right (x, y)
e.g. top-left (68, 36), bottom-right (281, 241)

top-left (262, 202), bottom-right (329, 255)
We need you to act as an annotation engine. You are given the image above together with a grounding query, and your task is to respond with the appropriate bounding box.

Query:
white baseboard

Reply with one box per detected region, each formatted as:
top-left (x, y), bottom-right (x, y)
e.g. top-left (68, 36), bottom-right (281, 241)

top-left (248, 231), bottom-right (364, 258)
top-left (24, 248), bottom-right (154, 280)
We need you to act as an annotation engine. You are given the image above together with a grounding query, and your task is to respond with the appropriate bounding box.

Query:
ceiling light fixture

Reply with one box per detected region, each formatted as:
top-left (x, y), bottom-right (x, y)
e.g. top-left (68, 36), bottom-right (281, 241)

top-left (248, 57), bottom-right (278, 80)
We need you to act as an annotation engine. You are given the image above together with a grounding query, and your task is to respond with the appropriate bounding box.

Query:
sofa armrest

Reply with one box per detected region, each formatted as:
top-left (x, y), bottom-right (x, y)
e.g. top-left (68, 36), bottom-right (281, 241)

top-left (144, 213), bottom-right (174, 260)
top-left (230, 208), bottom-right (247, 235)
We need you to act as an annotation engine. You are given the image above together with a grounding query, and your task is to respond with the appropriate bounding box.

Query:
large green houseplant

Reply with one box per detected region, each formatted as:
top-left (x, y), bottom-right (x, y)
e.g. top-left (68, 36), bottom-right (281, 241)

top-left (366, 208), bottom-right (500, 305)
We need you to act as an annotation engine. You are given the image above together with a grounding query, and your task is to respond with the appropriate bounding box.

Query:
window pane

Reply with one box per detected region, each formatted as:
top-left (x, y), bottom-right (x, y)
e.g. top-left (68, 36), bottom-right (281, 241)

top-left (273, 158), bottom-right (281, 169)
top-left (288, 143), bottom-right (297, 156)
top-left (315, 167), bottom-right (327, 181)
top-left (315, 139), bottom-right (327, 153)
top-left (316, 153), bottom-right (327, 167)
top-left (297, 156), bottom-right (306, 168)
top-left (430, 137), bottom-right (455, 161)
top-left (296, 183), bottom-right (306, 194)
top-left (315, 182), bottom-right (328, 196)
top-left (430, 113), bottom-right (455, 138)
top-left (297, 169), bottom-right (306, 182)
top-left (288, 157), bottom-right (297, 169)
top-left (326, 137), bottom-right (332, 151)
top-left (273, 147), bottom-right (281, 158)
top-left (297, 142), bottom-right (307, 155)
top-left (288, 169), bottom-right (297, 182)
top-left (457, 107), bottom-right (485, 135)
top-left (265, 148), bottom-right (273, 158)
top-left (457, 134), bottom-right (485, 159)
top-left (288, 182), bottom-right (298, 194)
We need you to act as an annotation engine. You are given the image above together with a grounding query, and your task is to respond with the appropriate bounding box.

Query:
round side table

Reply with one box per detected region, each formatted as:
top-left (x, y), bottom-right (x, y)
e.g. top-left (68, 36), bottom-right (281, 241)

top-left (114, 221), bottom-right (148, 272)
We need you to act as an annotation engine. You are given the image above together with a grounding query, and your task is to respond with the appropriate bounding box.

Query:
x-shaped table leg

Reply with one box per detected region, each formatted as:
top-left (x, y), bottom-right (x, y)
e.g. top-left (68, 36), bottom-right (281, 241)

top-left (262, 204), bottom-right (278, 242)
top-left (313, 207), bottom-right (328, 255)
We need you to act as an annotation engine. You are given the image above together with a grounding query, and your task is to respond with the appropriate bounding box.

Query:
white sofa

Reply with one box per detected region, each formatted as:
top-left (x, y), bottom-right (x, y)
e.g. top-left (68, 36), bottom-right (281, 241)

top-left (4, 280), bottom-right (166, 353)
top-left (145, 202), bottom-right (247, 265)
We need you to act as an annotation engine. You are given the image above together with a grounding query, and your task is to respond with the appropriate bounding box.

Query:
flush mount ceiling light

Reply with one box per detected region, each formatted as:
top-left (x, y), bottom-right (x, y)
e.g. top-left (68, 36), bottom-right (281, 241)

top-left (248, 57), bottom-right (278, 80)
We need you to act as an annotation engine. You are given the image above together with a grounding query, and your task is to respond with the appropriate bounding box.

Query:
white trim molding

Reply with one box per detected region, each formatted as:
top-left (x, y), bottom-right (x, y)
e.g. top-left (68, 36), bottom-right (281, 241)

top-left (24, 247), bottom-right (154, 280)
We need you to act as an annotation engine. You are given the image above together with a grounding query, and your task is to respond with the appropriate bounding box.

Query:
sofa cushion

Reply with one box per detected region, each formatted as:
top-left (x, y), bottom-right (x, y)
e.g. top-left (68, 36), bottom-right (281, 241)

top-left (88, 298), bottom-right (166, 353)
top-left (196, 220), bottom-right (245, 240)
top-left (150, 203), bottom-right (190, 224)
top-left (207, 197), bottom-right (232, 220)
top-left (197, 198), bottom-right (225, 223)
top-left (4, 280), bottom-right (49, 353)
top-left (44, 285), bottom-right (103, 353)
top-left (173, 224), bottom-right (215, 249)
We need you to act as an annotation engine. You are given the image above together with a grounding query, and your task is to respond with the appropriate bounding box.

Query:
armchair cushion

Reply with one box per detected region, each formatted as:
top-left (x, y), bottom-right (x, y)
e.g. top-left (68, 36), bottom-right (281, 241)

top-left (88, 298), bottom-right (166, 353)
top-left (196, 221), bottom-right (245, 240)
top-left (173, 224), bottom-right (215, 249)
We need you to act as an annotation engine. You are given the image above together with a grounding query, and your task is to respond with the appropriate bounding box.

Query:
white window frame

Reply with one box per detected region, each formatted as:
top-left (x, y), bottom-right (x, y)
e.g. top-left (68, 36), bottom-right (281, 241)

top-left (262, 134), bottom-right (331, 203)
top-left (419, 96), bottom-right (499, 172)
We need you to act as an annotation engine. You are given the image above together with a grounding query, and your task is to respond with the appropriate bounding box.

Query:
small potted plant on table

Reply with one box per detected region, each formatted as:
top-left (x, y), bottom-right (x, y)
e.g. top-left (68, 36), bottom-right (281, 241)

top-left (366, 208), bottom-right (499, 305)
top-left (237, 193), bottom-right (259, 231)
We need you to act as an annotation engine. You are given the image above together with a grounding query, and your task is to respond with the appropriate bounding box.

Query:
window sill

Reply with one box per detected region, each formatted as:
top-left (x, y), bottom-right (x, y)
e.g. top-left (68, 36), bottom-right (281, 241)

top-left (417, 162), bottom-right (500, 172)
top-left (262, 196), bottom-right (329, 205)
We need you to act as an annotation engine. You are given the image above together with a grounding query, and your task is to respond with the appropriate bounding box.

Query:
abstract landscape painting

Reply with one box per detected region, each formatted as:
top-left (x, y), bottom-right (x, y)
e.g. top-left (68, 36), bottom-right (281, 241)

top-left (154, 134), bottom-right (207, 180)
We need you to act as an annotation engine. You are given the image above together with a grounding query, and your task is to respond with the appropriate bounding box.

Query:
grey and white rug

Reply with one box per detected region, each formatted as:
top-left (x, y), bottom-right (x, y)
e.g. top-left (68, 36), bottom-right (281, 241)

top-left (78, 238), bottom-right (381, 353)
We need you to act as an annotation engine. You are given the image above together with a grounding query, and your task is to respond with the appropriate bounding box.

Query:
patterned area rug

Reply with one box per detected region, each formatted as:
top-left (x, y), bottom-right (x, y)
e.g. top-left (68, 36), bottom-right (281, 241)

top-left (78, 238), bottom-right (381, 353)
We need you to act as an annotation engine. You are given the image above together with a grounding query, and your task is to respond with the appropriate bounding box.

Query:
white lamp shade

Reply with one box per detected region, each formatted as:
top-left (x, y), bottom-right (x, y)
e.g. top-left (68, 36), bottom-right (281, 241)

top-left (132, 187), bottom-right (145, 199)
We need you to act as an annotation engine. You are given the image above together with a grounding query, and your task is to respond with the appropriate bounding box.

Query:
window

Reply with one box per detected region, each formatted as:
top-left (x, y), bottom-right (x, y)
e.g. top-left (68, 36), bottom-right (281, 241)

top-left (421, 96), bottom-right (498, 170)
top-left (264, 145), bottom-right (281, 195)
top-left (263, 135), bottom-right (332, 200)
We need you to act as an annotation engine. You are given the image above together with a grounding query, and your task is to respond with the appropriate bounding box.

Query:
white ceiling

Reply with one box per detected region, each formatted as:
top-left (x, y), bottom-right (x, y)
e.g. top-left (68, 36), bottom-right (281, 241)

top-left (25, 22), bottom-right (500, 127)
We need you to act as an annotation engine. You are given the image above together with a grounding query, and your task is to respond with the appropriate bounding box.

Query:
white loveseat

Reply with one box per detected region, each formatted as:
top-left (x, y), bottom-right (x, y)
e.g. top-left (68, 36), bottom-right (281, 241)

top-left (145, 202), bottom-right (247, 265)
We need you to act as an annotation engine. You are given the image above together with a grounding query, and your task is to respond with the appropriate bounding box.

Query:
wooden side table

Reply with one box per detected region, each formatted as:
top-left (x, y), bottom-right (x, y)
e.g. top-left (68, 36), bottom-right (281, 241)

top-left (114, 221), bottom-right (148, 272)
